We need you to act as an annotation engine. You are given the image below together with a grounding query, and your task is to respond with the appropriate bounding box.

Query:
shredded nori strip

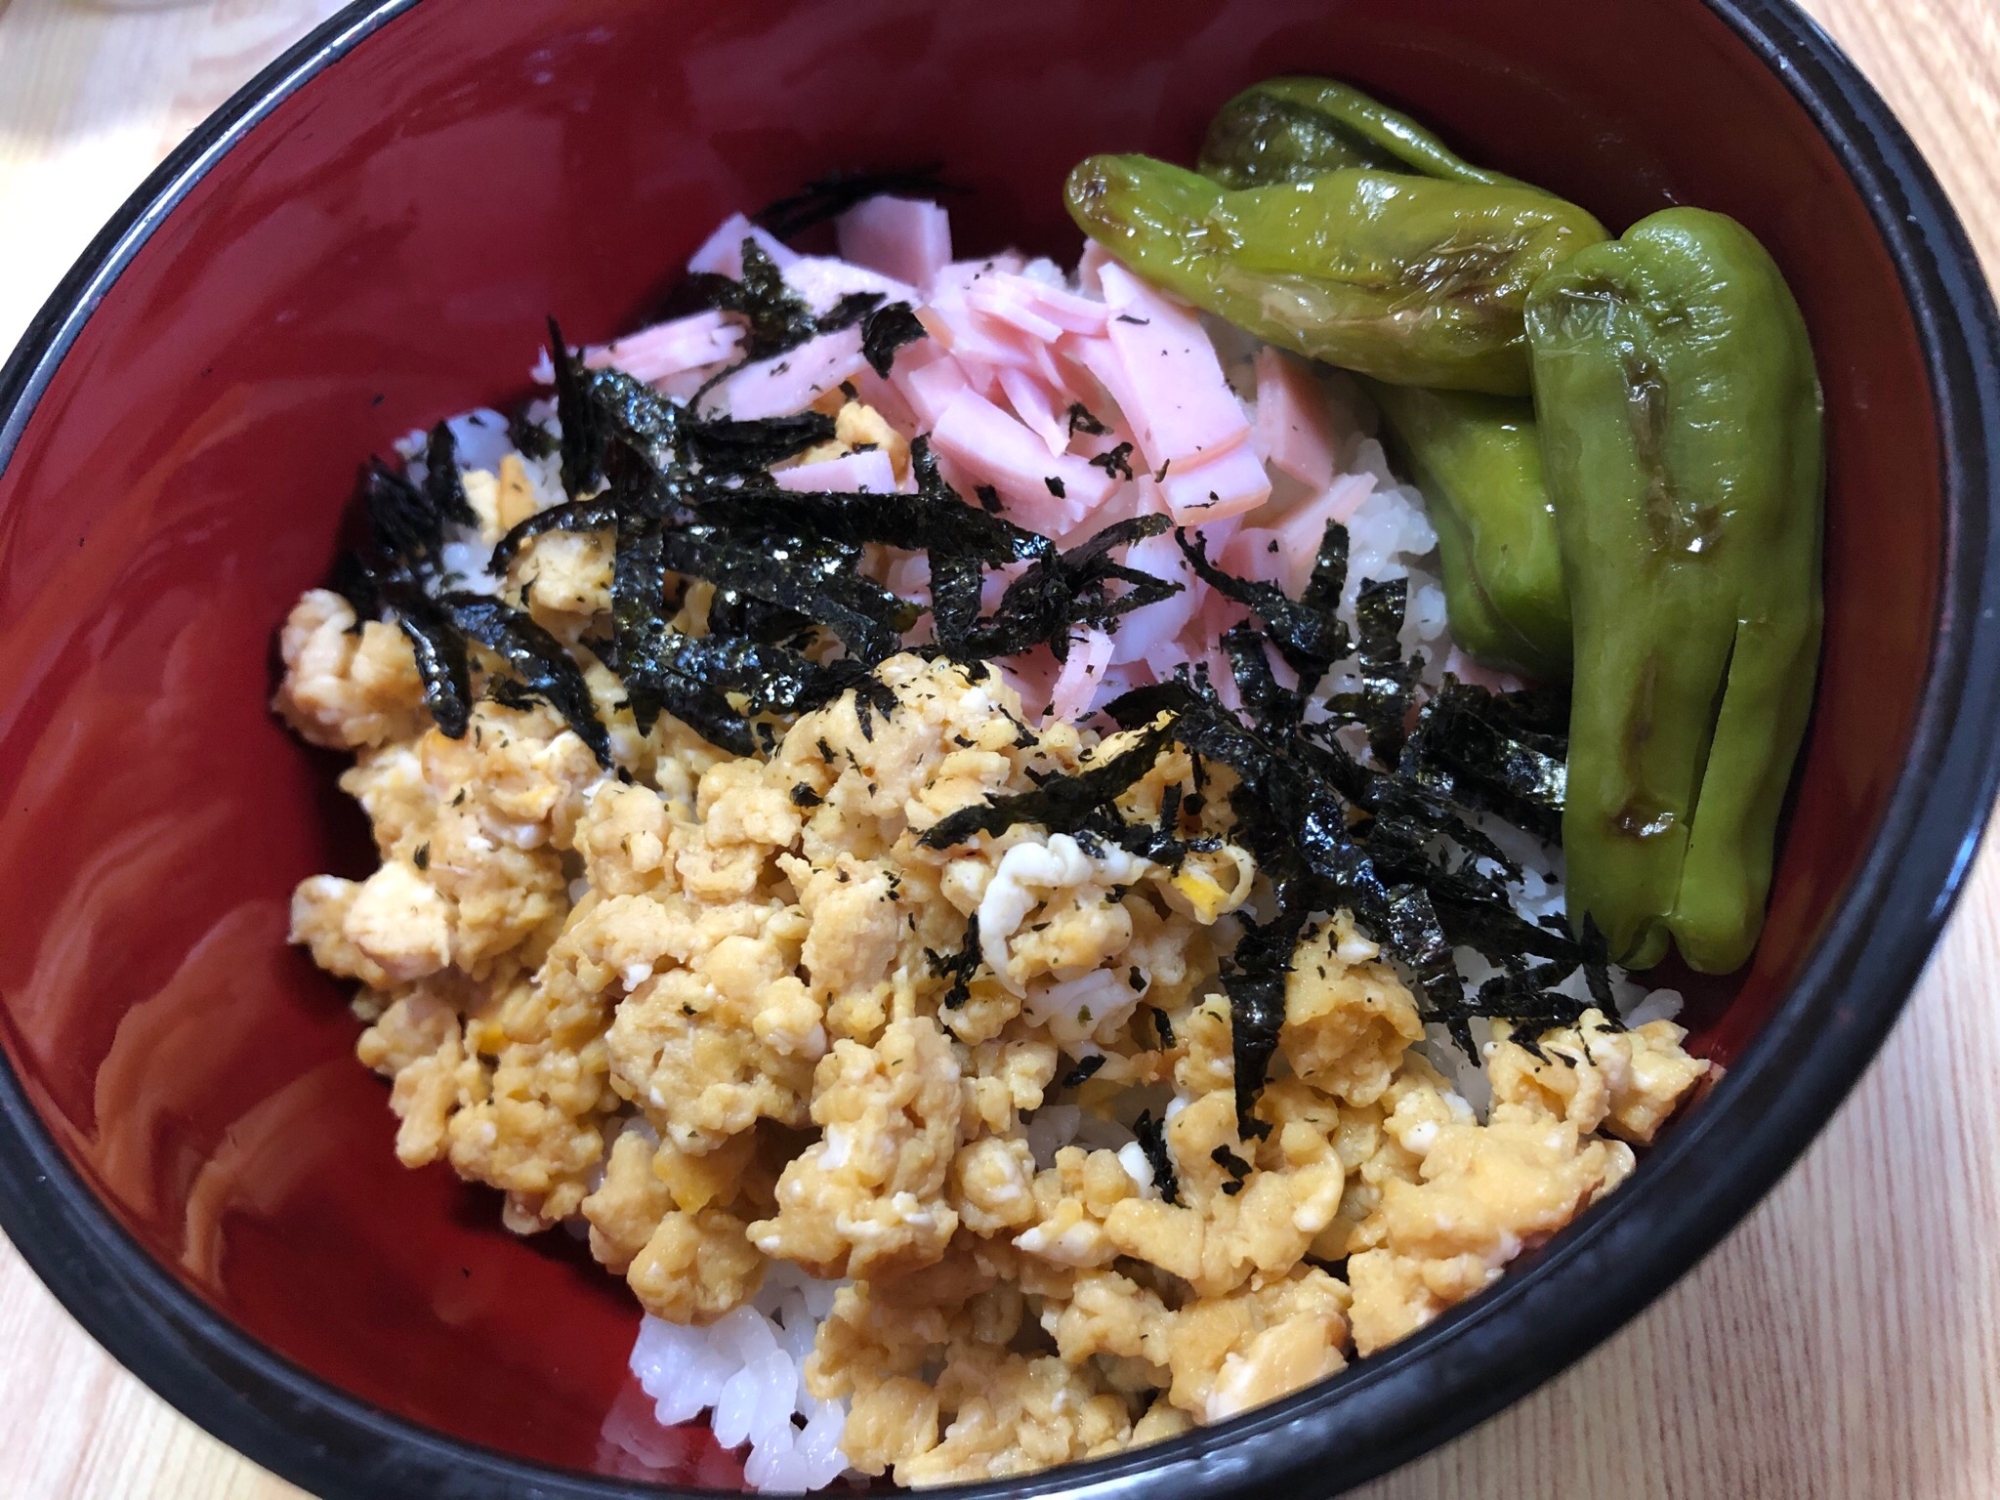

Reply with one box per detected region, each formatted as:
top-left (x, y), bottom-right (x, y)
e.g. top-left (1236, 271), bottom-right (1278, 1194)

top-left (1089, 442), bottom-right (1135, 481)
top-left (1211, 1145), bottom-right (1252, 1180)
top-left (1322, 578), bottom-right (1421, 765)
top-left (931, 912), bottom-right (982, 1009)
top-left (1146, 1004), bottom-right (1175, 1048)
top-left (754, 164), bottom-right (957, 240)
top-left (508, 403), bottom-right (557, 460)
top-left (687, 412), bottom-right (836, 474)
top-left (1132, 1110), bottom-right (1179, 1205)
top-left (861, 301), bottom-right (929, 378)
top-left (362, 459), bottom-right (449, 578)
top-left (1221, 900), bottom-right (1308, 1137)
top-left (444, 594), bottom-right (612, 766)
top-left (919, 721), bottom-right (1175, 849)
top-left (1066, 403), bottom-right (1108, 437)
top-left (1059, 1054), bottom-right (1107, 1089)
top-left (422, 423), bottom-right (478, 528)
top-left (379, 580), bottom-right (471, 738)
top-left (683, 241), bottom-right (881, 373)
top-left (1175, 526), bottom-right (1349, 681)
top-left (547, 319), bottom-right (607, 499)
top-left (955, 515), bottom-right (1181, 664)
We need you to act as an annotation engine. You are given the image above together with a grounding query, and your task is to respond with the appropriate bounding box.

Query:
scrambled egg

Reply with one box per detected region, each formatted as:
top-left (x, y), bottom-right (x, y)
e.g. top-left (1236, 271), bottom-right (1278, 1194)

top-left (276, 514), bottom-right (1714, 1483)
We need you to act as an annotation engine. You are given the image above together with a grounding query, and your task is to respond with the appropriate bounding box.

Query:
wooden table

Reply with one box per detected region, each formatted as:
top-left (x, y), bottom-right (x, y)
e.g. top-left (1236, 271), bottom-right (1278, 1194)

top-left (1, 0), bottom-right (1996, 1495)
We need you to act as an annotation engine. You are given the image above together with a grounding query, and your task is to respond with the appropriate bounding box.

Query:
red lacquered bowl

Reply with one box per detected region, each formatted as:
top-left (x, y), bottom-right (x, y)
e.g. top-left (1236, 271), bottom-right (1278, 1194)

top-left (1, 1), bottom-right (1996, 1496)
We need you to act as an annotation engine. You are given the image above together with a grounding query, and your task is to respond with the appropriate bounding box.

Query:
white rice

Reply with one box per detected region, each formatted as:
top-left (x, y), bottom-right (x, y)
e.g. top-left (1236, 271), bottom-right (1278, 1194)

top-left (625, 1260), bottom-right (851, 1493)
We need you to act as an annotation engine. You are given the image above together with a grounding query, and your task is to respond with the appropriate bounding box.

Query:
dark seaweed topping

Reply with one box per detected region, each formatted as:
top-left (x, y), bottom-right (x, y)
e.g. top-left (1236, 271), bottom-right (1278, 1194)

top-left (1222, 907), bottom-right (1305, 1138)
top-left (1132, 1110), bottom-right (1179, 1205)
top-left (489, 497), bottom-right (622, 576)
top-left (1146, 1004), bottom-right (1175, 1048)
top-left (317, 293), bottom-right (1591, 1097)
top-left (949, 515), bottom-right (1180, 665)
top-left (791, 784), bottom-right (824, 808)
top-left (1059, 1054), bottom-right (1107, 1089)
top-left (379, 581), bottom-right (471, 738)
top-left (508, 403), bottom-right (557, 460)
top-left (683, 241), bottom-right (882, 376)
top-left (1322, 578), bottom-right (1421, 765)
top-left (1405, 678), bottom-right (1569, 842)
top-left (1087, 642), bottom-right (1590, 1108)
top-left (974, 484), bottom-right (1003, 514)
top-left (754, 164), bottom-right (957, 240)
top-left (1066, 403), bottom-right (1109, 437)
top-left (444, 594), bottom-right (612, 765)
top-left (423, 423), bottom-right (478, 528)
top-left (362, 459), bottom-right (449, 578)
top-left (930, 912), bottom-right (982, 1009)
top-left (413, 842), bottom-right (430, 871)
top-left (547, 319), bottom-right (606, 499)
top-left (1045, 475), bottom-right (1067, 500)
top-left (861, 301), bottom-right (929, 378)
top-left (685, 241), bottom-right (821, 361)
top-left (1089, 442), bottom-right (1135, 481)
top-left (919, 721), bottom-right (1175, 849)
top-left (687, 412), bottom-right (836, 474)
top-left (657, 525), bottom-right (913, 663)
top-left (1211, 1144), bottom-right (1251, 1179)
top-left (1175, 525), bottom-right (1349, 683)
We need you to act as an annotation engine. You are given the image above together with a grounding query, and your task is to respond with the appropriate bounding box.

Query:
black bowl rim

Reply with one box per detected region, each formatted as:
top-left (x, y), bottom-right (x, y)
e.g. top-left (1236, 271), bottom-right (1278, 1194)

top-left (0, 0), bottom-right (1996, 1496)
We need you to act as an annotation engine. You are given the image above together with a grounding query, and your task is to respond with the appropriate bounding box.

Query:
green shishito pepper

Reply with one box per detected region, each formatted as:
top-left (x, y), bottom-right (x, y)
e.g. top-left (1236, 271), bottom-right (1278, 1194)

top-left (1526, 207), bottom-right (1823, 974)
top-left (1199, 77), bottom-right (1517, 191)
top-left (1364, 382), bottom-right (1571, 681)
top-left (1065, 155), bottom-right (1606, 395)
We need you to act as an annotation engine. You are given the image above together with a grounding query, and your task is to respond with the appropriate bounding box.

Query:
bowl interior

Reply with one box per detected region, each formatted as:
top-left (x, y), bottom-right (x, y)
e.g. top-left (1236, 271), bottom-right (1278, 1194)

top-left (0, 0), bottom-right (1941, 1484)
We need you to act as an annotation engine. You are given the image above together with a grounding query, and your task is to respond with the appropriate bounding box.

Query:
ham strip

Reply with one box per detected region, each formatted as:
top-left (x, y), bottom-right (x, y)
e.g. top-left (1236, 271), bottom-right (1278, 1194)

top-left (837, 196), bottom-right (953, 291)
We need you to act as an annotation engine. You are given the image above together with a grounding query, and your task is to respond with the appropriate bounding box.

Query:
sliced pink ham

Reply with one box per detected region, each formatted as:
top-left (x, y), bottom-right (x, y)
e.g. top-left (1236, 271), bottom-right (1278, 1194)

top-left (1096, 262), bottom-right (1251, 470)
top-left (929, 388), bottom-right (1115, 532)
top-left (895, 348), bottom-right (972, 427)
top-left (997, 645), bottom-right (1059, 721)
top-left (968, 283), bottom-right (1064, 344)
top-left (1093, 658), bottom-right (1155, 703)
top-left (931, 254), bottom-right (1028, 298)
top-left (1076, 240), bottom-right (1115, 297)
top-left (967, 274), bottom-right (1110, 340)
top-left (919, 296), bottom-right (1047, 376)
top-left (998, 366), bottom-right (1068, 456)
top-left (773, 448), bottom-right (899, 495)
top-left (585, 311), bottom-right (743, 385)
top-left (783, 255), bottom-right (919, 315)
top-left (836, 196), bottom-right (953, 292)
top-left (1218, 476), bottom-right (1375, 598)
top-left (687, 213), bottom-right (798, 277)
top-left (1109, 528), bottom-right (1201, 666)
top-left (1157, 440), bottom-right (1271, 525)
top-left (712, 326), bottom-right (867, 420)
top-left (1252, 346), bottom-right (1335, 492)
top-left (1066, 333), bottom-right (1141, 440)
top-left (1046, 628), bottom-right (1116, 723)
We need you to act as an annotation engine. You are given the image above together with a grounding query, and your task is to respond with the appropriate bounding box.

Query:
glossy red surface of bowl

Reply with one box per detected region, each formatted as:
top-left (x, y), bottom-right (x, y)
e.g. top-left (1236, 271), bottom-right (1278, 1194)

top-left (1, 1), bottom-right (1996, 1497)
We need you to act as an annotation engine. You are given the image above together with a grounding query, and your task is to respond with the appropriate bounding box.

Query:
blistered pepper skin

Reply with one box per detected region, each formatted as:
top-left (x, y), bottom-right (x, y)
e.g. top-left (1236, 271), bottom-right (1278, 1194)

top-left (1198, 77), bottom-right (1513, 191)
top-left (1365, 382), bottom-right (1571, 681)
top-left (1066, 155), bottom-right (1606, 395)
top-left (1525, 207), bottom-right (1823, 974)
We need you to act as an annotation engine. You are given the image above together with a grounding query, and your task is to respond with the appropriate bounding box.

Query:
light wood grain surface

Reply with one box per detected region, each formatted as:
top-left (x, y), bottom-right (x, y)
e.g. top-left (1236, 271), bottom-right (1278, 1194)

top-left (1, 1), bottom-right (1997, 1496)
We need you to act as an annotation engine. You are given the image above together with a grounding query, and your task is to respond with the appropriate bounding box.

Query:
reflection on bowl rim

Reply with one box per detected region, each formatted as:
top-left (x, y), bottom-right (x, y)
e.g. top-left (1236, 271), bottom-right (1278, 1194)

top-left (0, 1), bottom-right (1996, 1497)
